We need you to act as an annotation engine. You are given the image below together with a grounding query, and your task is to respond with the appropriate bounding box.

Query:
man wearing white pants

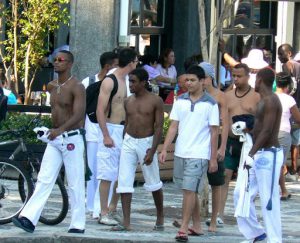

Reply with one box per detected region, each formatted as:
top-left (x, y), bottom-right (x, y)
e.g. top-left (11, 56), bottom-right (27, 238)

top-left (12, 50), bottom-right (86, 233)
top-left (236, 68), bottom-right (284, 243)
top-left (82, 51), bottom-right (118, 214)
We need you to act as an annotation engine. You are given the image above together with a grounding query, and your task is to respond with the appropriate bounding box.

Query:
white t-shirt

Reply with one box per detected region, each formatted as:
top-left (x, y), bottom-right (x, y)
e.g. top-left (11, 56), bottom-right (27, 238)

top-left (276, 92), bottom-right (296, 133)
top-left (170, 92), bottom-right (219, 159)
top-left (155, 64), bottom-right (177, 87)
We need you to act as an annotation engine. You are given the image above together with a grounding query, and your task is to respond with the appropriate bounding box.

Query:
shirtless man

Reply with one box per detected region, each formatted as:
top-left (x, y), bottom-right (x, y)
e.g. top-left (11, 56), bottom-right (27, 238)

top-left (199, 62), bottom-right (229, 232)
top-left (113, 68), bottom-right (164, 231)
top-left (219, 63), bottom-right (260, 222)
top-left (237, 68), bottom-right (283, 243)
top-left (96, 48), bottom-right (138, 225)
top-left (12, 50), bottom-right (86, 233)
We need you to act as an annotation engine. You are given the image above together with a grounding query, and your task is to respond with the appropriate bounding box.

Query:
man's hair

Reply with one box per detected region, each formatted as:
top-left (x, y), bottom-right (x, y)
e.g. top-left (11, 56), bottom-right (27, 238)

top-left (118, 48), bottom-right (137, 68)
top-left (278, 43), bottom-right (293, 56)
top-left (233, 63), bottom-right (250, 76)
top-left (129, 68), bottom-right (149, 82)
top-left (140, 54), bottom-right (158, 66)
top-left (59, 50), bottom-right (74, 63)
top-left (100, 51), bottom-right (118, 69)
top-left (276, 72), bottom-right (292, 88)
top-left (257, 68), bottom-right (275, 87)
top-left (186, 65), bottom-right (205, 80)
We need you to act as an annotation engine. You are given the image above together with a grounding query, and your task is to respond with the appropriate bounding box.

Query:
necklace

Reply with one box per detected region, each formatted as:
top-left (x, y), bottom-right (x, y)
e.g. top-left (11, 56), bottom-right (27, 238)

top-left (56, 76), bottom-right (73, 94)
top-left (235, 86), bottom-right (251, 98)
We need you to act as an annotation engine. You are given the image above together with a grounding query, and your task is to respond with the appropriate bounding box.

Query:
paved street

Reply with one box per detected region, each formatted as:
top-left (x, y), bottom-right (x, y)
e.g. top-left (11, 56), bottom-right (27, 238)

top-left (0, 181), bottom-right (299, 243)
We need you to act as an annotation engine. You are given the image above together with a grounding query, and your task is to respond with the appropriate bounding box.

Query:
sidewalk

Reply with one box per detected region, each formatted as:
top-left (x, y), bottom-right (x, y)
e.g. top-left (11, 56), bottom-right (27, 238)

top-left (1, 181), bottom-right (299, 243)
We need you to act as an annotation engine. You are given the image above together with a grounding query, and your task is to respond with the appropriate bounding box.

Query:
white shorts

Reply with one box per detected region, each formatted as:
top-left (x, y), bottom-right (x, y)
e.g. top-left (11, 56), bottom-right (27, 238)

top-left (97, 123), bottom-right (124, 181)
top-left (84, 115), bottom-right (102, 142)
top-left (117, 133), bottom-right (163, 193)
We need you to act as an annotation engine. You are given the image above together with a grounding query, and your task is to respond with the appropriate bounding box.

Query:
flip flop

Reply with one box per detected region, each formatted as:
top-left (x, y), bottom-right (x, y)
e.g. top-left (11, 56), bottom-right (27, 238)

top-left (172, 220), bottom-right (181, 228)
top-left (153, 224), bottom-right (165, 231)
top-left (188, 228), bottom-right (204, 236)
top-left (175, 231), bottom-right (188, 242)
top-left (111, 224), bottom-right (130, 232)
top-left (280, 194), bottom-right (291, 201)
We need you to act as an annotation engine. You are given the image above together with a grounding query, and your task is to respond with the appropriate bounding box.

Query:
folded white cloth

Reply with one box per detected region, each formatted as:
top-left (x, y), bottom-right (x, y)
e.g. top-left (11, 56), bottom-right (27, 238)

top-left (232, 121), bottom-right (253, 218)
top-left (33, 126), bottom-right (50, 143)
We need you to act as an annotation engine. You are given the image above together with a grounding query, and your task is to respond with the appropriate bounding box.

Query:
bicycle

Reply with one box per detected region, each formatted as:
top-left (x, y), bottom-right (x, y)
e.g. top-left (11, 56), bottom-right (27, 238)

top-left (0, 116), bottom-right (69, 225)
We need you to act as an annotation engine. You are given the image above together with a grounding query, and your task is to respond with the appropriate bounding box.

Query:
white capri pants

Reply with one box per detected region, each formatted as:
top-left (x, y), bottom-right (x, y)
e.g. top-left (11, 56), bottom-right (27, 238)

top-left (117, 133), bottom-right (163, 193)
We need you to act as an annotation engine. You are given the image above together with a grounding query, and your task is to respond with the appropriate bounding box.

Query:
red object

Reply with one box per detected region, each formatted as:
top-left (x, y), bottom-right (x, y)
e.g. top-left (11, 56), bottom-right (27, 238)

top-left (164, 89), bottom-right (186, 104)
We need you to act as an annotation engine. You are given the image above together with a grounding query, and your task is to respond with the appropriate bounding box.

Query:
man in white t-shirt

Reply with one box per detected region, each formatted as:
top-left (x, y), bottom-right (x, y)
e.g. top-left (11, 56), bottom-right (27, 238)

top-left (159, 65), bottom-right (219, 242)
top-left (82, 51), bottom-right (118, 215)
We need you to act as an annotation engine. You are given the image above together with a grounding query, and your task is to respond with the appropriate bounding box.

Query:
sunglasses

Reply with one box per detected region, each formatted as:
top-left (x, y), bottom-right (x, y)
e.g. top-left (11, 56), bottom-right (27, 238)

top-left (54, 57), bottom-right (68, 63)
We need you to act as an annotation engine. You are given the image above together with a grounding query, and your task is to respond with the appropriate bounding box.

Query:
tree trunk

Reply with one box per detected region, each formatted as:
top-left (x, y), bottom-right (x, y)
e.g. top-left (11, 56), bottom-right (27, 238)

top-left (24, 43), bottom-right (31, 105)
top-left (13, 0), bottom-right (19, 93)
top-left (198, 0), bottom-right (208, 62)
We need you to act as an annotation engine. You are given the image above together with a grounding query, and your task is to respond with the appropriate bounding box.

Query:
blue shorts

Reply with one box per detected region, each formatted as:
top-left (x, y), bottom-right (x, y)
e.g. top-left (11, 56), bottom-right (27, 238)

top-left (291, 128), bottom-right (300, 146)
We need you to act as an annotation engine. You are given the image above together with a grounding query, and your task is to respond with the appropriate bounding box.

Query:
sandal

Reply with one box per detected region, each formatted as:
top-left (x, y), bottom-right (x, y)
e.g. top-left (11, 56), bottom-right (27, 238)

top-left (111, 224), bottom-right (130, 232)
top-left (175, 231), bottom-right (188, 242)
top-left (188, 228), bottom-right (203, 236)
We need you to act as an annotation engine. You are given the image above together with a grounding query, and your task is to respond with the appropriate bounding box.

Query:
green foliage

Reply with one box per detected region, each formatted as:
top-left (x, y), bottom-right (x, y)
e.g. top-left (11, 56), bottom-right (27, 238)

top-left (0, 113), bottom-right (52, 144)
top-left (0, 0), bottom-right (70, 101)
top-left (163, 115), bottom-right (171, 141)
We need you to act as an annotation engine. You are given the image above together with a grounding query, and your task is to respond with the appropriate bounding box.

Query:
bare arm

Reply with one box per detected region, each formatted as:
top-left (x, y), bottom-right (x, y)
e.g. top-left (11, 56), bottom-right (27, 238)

top-left (96, 77), bottom-right (114, 147)
top-left (291, 105), bottom-right (300, 125)
top-left (144, 97), bottom-right (164, 165)
top-left (209, 125), bottom-right (219, 173)
top-left (218, 93), bottom-right (229, 161)
top-left (159, 120), bottom-right (179, 163)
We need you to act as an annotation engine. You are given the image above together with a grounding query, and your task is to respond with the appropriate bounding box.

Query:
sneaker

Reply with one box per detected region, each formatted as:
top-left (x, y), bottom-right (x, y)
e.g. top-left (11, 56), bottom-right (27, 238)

top-left (285, 172), bottom-right (299, 182)
top-left (12, 216), bottom-right (35, 233)
top-left (205, 217), bottom-right (224, 227)
top-left (110, 211), bottom-right (122, 223)
top-left (254, 233), bottom-right (267, 242)
top-left (68, 228), bottom-right (85, 233)
top-left (98, 213), bottom-right (118, 226)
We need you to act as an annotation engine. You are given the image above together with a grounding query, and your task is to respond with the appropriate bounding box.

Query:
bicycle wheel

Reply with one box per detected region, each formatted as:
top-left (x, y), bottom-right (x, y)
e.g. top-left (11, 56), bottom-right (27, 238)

top-left (19, 172), bottom-right (69, 225)
top-left (39, 176), bottom-right (69, 225)
top-left (0, 159), bottom-right (34, 224)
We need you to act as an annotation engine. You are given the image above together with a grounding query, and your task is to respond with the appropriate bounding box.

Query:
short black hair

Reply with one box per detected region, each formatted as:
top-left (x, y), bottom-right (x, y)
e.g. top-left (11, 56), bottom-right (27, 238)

top-left (59, 50), bottom-right (74, 63)
top-left (183, 54), bottom-right (203, 71)
top-left (234, 63), bottom-right (250, 76)
top-left (186, 65), bottom-right (205, 80)
top-left (129, 68), bottom-right (149, 82)
top-left (118, 48), bottom-right (137, 68)
top-left (276, 72), bottom-right (292, 88)
top-left (140, 54), bottom-right (158, 66)
top-left (100, 51), bottom-right (118, 69)
top-left (257, 68), bottom-right (275, 87)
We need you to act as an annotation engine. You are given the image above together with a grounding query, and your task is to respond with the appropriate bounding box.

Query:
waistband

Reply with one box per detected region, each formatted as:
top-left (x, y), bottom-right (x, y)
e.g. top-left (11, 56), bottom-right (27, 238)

top-left (107, 122), bottom-right (124, 129)
top-left (257, 146), bottom-right (283, 152)
top-left (125, 133), bottom-right (153, 140)
top-left (62, 128), bottom-right (85, 138)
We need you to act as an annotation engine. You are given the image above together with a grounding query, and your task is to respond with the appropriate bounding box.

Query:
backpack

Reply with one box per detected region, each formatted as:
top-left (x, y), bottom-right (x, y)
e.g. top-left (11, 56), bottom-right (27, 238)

top-left (0, 88), bottom-right (8, 123)
top-left (86, 74), bottom-right (118, 123)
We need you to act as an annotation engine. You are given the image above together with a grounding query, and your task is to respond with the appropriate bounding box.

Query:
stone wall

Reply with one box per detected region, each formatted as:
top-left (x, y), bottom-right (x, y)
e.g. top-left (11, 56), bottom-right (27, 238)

top-left (69, 0), bottom-right (119, 80)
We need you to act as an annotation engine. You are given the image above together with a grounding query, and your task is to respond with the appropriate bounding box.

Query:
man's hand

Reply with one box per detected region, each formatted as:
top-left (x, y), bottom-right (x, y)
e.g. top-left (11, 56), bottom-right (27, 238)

top-left (244, 155), bottom-right (254, 169)
top-left (208, 159), bottom-right (218, 173)
top-left (158, 149), bottom-right (167, 164)
top-left (103, 135), bottom-right (115, 148)
top-left (143, 149), bottom-right (154, 166)
top-left (47, 128), bottom-right (63, 140)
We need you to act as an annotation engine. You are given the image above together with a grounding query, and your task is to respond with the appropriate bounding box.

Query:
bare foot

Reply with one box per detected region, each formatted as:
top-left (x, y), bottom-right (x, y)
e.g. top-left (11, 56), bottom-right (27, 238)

top-left (208, 225), bottom-right (217, 233)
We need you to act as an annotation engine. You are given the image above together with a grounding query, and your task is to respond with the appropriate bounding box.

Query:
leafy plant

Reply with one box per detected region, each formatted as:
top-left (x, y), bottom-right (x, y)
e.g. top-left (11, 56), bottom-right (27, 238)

top-left (0, 113), bottom-right (52, 144)
top-left (0, 0), bottom-right (70, 104)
